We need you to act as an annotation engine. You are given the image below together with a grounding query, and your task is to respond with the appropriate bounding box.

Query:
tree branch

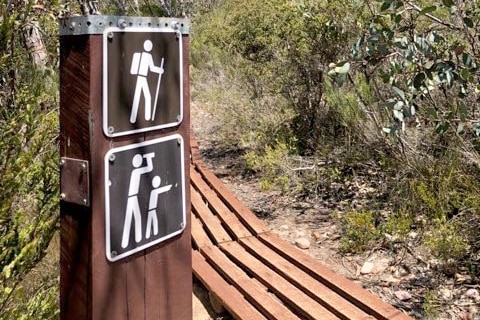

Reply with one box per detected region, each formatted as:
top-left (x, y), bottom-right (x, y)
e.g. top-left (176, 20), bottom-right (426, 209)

top-left (405, 1), bottom-right (459, 30)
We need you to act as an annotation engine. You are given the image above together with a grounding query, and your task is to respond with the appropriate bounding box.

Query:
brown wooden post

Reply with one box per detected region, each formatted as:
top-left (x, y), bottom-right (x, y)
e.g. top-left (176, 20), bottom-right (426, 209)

top-left (59, 16), bottom-right (192, 320)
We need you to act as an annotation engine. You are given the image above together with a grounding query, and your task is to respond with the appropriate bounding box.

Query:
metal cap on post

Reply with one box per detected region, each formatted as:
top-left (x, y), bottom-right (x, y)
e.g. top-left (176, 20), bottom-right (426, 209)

top-left (60, 15), bottom-right (192, 320)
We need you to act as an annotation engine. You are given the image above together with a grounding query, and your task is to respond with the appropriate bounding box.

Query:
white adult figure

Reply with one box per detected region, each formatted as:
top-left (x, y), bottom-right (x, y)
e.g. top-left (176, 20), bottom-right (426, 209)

top-left (145, 176), bottom-right (172, 239)
top-left (130, 40), bottom-right (164, 124)
top-left (121, 152), bottom-right (155, 249)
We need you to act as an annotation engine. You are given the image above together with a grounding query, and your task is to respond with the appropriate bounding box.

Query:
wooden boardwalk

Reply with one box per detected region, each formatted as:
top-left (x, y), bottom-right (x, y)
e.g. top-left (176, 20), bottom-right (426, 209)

top-left (190, 140), bottom-right (412, 320)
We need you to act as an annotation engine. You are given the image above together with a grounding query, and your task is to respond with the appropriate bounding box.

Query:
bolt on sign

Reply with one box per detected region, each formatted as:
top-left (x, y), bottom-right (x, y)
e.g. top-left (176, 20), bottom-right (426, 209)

top-left (104, 134), bottom-right (186, 261)
top-left (103, 24), bottom-right (183, 137)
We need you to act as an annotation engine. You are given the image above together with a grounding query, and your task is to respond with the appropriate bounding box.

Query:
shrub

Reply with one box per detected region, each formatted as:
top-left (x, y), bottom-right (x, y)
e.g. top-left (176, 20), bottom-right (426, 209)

top-left (425, 220), bottom-right (470, 269)
top-left (382, 210), bottom-right (414, 242)
top-left (338, 210), bottom-right (381, 253)
top-left (245, 141), bottom-right (298, 192)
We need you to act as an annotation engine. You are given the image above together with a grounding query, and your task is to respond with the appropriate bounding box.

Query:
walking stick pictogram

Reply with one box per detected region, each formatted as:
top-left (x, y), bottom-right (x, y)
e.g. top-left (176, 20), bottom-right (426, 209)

top-left (151, 58), bottom-right (165, 121)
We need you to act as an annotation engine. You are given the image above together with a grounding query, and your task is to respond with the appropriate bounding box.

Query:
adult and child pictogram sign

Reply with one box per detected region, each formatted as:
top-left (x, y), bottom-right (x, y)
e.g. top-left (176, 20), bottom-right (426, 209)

top-left (104, 135), bottom-right (186, 262)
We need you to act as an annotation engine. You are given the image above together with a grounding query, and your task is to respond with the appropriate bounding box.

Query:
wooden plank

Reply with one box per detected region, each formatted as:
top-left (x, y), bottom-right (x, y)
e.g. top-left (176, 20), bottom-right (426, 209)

top-left (191, 215), bottom-right (213, 249)
top-left (220, 241), bottom-right (339, 320)
top-left (191, 168), bottom-right (252, 239)
top-left (258, 232), bottom-right (412, 320)
top-left (239, 237), bottom-right (374, 320)
top-left (191, 186), bottom-right (232, 244)
top-left (193, 251), bottom-right (268, 320)
top-left (190, 135), bottom-right (202, 162)
top-left (200, 245), bottom-right (302, 320)
top-left (193, 162), bottom-right (270, 235)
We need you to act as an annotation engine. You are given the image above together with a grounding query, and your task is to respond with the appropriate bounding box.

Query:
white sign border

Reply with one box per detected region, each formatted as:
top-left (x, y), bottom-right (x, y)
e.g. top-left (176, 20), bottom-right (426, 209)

top-left (102, 27), bottom-right (184, 137)
top-left (104, 134), bottom-right (186, 262)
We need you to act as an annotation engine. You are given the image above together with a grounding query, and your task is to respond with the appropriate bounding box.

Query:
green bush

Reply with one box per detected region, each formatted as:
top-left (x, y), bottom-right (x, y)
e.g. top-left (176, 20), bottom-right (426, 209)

top-left (0, 1), bottom-right (60, 318)
top-left (338, 210), bottom-right (381, 253)
top-left (422, 289), bottom-right (441, 320)
top-left (382, 210), bottom-right (414, 242)
top-left (191, 0), bottom-right (480, 278)
top-left (245, 141), bottom-right (297, 192)
top-left (425, 220), bottom-right (470, 271)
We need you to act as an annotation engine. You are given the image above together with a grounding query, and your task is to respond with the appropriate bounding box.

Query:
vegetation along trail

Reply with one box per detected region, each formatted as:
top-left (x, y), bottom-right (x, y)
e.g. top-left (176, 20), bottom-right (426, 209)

top-left (191, 0), bottom-right (480, 319)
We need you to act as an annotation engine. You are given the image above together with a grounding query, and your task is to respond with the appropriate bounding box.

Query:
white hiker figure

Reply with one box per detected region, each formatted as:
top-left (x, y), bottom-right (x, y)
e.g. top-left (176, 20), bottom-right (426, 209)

top-left (121, 152), bottom-right (155, 248)
top-left (130, 40), bottom-right (165, 124)
top-left (145, 176), bottom-right (172, 239)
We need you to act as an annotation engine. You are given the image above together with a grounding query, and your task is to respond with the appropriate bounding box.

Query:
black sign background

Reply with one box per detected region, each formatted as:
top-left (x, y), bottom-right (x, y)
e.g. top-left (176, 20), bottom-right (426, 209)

top-left (105, 135), bottom-right (185, 261)
top-left (105, 29), bottom-right (181, 136)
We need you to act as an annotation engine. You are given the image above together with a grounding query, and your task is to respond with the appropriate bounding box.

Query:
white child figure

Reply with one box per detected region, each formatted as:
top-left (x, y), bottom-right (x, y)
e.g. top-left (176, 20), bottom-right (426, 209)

top-left (121, 152), bottom-right (155, 248)
top-left (130, 40), bottom-right (164, 124)
top-left (145, 176), bottom-right (172, 239)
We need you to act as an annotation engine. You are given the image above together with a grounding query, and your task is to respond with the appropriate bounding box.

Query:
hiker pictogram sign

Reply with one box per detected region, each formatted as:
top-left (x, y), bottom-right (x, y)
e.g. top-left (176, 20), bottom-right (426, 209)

top-left (103, 27), bottom-right (183, 137)
top-left (104, 134), bottom-right (186, 262)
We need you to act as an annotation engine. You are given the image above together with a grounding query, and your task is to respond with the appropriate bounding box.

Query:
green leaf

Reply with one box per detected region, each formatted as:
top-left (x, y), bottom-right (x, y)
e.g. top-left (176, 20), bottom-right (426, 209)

top-left (334, 62), bottom-right (350, 74)
top-left (435, 122), bottom-right (450, 134)
top-left (392, 86), bottom-right (406, 101)
top-left (457, 122), bottom-right (464, 134)
top-left (463, 17), bottom-right (474, 28)
top-left (460, 69), bottom-right (470, 80)
top-left (442, 0), bottom-right (454, 7)
top-left (394, 100), bottom-right (404, 110)
top-left (393, 14), bottom-right (402, 23)
top-left (413, 72), bottom-right (425, 89)
top-left (393, 109), bottom-right (404, 121)
top-left (463, 53), bottom-right (476, 68)
top-left (420, 6), bottom-right (437, 15)
top-left (426, 107), bottom-right (438, 119)
top-left (458, 101), bottom-right (467, 122)
top-left (381, 0), bottom-right (393, 11)
top-left (327, 69), bottom-right (337, 77)
top-left (445, 70), bottom-right (454, 86)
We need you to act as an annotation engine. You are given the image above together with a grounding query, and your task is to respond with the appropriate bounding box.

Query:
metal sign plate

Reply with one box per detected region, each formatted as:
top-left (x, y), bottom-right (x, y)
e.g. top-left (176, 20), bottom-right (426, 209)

top-left (60, 157), bottom-right (90, 206)
top-left (103, 27), bottom-right (183, 137)
top-left (105, 134), bottom-right (186, 262)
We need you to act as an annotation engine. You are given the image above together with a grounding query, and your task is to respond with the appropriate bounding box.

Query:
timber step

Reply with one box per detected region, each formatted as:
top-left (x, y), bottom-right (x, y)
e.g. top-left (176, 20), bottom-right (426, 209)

top-left (190, 143), bottom-right (412, 320)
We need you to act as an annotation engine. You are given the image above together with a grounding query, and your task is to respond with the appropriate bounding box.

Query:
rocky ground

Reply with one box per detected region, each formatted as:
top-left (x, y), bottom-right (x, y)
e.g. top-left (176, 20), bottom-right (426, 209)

top-left (190, 103), bottom-right (480, 320)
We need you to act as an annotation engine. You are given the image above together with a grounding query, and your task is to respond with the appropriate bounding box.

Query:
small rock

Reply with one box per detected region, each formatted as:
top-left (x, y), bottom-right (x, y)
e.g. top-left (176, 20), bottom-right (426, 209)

top-left (408, 231), bottom-right (418, 239)
top-left (380, 274), bottom-right (400, 286)
top-left (373, 257), bottom-right (390, 273)
top-left (312, 231), bottom-right (321, 241)
top-left (470, 306), bottom-right (478, 318)
top-left (394, 266), bottom-right (410, 278)
top-left (394, 290), bottom-right (412, 301)
top-left (317, 207), bottom-right (329, 215)
top-left (295, 238), bottom-right (311, 249)
top-left (466, 289), bottom-right (479, 299)
top-left (440, 288), bottom-right (452, 300)
top-left (360, 261), bottom-right (375, 275)
top-left (279, 224), bottom-right (290, 230)
top-left (208, 292), bottom-right (225, 315)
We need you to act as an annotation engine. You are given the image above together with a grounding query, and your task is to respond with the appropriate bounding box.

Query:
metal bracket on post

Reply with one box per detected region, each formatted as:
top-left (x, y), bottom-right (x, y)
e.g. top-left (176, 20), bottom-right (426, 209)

top-left (59, 16), bottom-right (190, 36)
top-left (60, 157), bottom-right (90, 206)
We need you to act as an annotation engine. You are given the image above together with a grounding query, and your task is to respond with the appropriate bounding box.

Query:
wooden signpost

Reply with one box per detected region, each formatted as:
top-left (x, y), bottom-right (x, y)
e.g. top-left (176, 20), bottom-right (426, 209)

top-left (59, 16), bottom-right (192, 319)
